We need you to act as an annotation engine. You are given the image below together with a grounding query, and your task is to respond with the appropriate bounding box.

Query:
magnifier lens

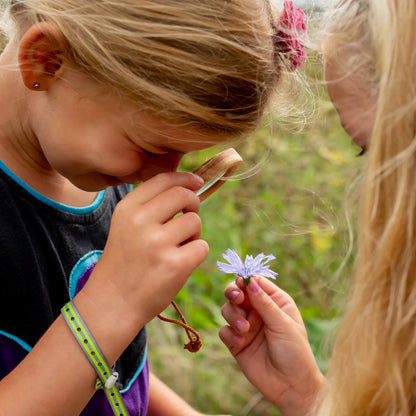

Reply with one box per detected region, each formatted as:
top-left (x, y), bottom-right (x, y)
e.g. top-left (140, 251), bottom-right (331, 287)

top-left (192, 148), bottom-right (243, 202)
top-left (195, 171), bottom-right (226, 197)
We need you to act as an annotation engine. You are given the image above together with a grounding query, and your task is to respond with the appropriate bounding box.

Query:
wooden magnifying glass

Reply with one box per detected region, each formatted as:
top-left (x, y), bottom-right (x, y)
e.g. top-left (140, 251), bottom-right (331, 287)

top-left (157, 147), bottom-right (243, 352)
top-left (192, 148), bottom-right (243, 201)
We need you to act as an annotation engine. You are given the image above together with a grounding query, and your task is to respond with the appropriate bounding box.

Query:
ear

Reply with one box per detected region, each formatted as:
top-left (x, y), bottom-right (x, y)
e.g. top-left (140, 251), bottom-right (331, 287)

top-left (18, 22), bottom-right (66, 91)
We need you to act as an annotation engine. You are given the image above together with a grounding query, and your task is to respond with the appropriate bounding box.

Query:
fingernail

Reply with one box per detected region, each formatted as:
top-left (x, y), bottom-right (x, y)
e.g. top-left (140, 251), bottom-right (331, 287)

top-left (235, 320), bottom-right (245, 332)
top-left (233, 335), bottom-right (242, 345)
top-left (249, 279), bottom-right (260, 294)
top-left (230, 290), bottom-right (240, 301)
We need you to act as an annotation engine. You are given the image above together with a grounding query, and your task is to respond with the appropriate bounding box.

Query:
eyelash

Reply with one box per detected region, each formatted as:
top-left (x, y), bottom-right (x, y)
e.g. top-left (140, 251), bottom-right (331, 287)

top-left (356, 147), bottom-right (368, 157)
top-left (142, 149), bottom-right (159, 158)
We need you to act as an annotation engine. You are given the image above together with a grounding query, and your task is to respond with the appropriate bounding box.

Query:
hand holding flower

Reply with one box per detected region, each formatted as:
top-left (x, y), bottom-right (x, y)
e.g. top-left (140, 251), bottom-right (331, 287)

top-left (220, 276), bottom-right (324, 416)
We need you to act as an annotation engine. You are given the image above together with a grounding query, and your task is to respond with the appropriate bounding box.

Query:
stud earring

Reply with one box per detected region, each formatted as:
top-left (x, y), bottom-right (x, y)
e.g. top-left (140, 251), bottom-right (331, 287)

top-left (33, 82), bottom-right (40, 90)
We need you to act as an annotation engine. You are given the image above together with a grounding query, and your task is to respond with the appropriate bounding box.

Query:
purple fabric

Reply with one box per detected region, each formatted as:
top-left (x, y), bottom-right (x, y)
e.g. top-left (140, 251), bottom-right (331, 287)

top-left (0, 334), bottom-right (149, 416)
top-left (74, 262), bottom-right (96, 296)
top-left (1, 259), bottom-right (149, 415)
top-left (0, 335), bottom-right (29, 379)
top-left (80, 360), bottom-right (149, 416)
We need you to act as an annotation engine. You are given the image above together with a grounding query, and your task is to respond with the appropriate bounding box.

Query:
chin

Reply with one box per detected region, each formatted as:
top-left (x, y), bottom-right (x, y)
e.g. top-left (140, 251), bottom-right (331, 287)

top-left (77, 184), bottom-right (109, 192)
top-left (69, 177), bottom-right (111, 192)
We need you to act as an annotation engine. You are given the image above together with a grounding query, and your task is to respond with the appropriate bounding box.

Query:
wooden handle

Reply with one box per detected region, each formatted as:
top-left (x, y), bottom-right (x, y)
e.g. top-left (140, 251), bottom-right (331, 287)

top-left (192, 148), bottom-right (243, 201)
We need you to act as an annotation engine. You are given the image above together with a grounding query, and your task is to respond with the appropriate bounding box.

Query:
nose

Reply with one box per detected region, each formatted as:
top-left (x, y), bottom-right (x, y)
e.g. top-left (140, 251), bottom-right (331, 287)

top-left (136, 151), bottom-right (185, 182)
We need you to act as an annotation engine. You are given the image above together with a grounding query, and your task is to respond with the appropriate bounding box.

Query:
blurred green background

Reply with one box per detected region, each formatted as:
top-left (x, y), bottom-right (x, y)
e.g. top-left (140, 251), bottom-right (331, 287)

top-left (147, 57), bottom-right (366, 415)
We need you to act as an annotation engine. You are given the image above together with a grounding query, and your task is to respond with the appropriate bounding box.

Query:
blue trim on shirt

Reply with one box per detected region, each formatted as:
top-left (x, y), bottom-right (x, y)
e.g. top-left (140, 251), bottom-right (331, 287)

top-left (0, 331), bottom-right (32, 352)
top-left (0, 330), bottom-right (147, 393)
top-left (0, 159), bottom-right (105, 214)
top-left (120, 345), bottom-right (148, 393)
top-left (69, 250), bottom-right (103, 299)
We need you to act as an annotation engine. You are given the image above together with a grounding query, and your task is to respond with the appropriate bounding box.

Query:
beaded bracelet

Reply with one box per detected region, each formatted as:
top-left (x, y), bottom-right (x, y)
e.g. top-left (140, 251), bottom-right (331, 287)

top-left (61, 301), bottom-right (130, 416)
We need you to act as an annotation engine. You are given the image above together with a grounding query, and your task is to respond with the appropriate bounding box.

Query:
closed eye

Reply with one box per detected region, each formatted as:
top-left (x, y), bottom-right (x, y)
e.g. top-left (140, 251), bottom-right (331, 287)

top-left (143, 149), bottom-right (159, 158)
top-left (139, 146), bottom-right (167, 158)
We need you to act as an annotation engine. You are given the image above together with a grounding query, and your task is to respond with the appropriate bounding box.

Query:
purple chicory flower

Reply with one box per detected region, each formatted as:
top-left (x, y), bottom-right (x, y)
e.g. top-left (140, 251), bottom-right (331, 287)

top-left (217, 249), bottom-right (278, 283)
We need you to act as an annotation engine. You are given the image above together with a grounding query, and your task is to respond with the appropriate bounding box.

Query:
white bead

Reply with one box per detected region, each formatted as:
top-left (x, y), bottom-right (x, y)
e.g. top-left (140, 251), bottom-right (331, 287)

top-left (104, 372), bottom-right (119, 389)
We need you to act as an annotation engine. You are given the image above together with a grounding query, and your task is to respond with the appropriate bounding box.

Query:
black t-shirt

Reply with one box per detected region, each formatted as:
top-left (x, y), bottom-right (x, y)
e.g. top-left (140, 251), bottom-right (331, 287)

top-left (0, 160), bottom-right (149, 415)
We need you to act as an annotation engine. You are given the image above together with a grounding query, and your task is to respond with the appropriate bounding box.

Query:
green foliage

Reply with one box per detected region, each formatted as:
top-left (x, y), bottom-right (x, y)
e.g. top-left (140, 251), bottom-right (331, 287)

top-left (147, 70), bottom-right (366, 415)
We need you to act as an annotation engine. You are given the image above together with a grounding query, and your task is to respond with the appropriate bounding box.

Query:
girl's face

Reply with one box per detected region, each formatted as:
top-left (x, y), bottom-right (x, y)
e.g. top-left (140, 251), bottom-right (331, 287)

top-left (324, 57), bottom-right (377, 152)
top-left (28, 65), bottom-right (217, 191)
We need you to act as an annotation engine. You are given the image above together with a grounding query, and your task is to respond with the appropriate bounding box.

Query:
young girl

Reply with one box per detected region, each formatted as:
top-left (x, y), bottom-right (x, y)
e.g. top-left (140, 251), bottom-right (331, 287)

top-left (0, 0), bottom-right (297, 415)
top-left (221, 0), bottom-right (416, 415)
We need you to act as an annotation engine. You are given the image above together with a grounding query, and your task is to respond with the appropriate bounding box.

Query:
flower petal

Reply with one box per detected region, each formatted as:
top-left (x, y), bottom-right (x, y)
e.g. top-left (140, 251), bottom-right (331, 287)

top-left (218, 249), bottom-right (278, 280)
top-left (216, 249), bottom-right (245, 276)
top-left (223, 249), bottom-right (244, 268)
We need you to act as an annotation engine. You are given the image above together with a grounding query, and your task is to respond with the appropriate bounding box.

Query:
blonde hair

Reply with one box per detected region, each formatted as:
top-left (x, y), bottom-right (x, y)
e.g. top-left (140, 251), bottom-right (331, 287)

top-left (317, 0), bottom-right (416, 414)
top-left (1, 0), bottom-right (286, 140)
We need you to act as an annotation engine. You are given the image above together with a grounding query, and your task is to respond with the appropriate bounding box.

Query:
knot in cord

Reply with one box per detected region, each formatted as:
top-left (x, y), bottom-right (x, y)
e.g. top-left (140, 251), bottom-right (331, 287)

top-left (157, 301), bottom-right (202, 353)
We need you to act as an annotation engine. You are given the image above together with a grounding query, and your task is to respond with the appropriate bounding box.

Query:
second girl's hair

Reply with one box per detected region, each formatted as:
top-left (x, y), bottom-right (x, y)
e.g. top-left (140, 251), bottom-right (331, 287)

top-left (3, 0), bottom-right (288, 140)
top-left (317, 0), bottom-right (416, 415)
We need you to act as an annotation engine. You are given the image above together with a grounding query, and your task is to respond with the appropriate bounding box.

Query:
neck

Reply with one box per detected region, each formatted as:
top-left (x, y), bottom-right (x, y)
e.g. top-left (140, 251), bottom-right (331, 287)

top-left (0, 43), bottom-right (98, 207)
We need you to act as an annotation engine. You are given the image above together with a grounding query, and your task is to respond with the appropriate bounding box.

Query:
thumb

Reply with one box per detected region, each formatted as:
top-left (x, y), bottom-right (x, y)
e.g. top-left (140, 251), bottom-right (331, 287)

top-left (246, 277), bottom-right (294, 332)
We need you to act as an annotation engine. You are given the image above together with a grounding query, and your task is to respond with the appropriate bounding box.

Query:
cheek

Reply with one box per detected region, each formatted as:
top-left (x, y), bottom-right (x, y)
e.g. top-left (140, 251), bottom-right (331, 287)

top-left (344, 119), bottom-right (371, 149)
top-left (325, 65), bottom-right (375, 149)
top-left (337, 101), bottom-right (375, 149)
top-left (104, 150), bottom-right (146, 180)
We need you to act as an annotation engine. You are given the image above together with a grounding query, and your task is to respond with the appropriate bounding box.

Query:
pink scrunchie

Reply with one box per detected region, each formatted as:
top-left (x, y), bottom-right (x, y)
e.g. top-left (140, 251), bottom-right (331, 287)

top-left (274, 0), bottom-right (308, 71)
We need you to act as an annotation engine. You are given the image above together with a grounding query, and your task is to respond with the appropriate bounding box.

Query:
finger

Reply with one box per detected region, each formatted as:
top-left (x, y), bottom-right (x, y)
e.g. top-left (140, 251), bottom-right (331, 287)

top-left (223, 277), bottom-right (252, 312)
top-left (236, 276), bottom-right (246, 290)
top-left (141, 185), bottom-right (201, 224)
top-left (221, 302), bottom-right (249, 334)
top-left (127, 172), bottom-right (204, 204)
top-left (246, 277), bottom-right (303, 331)
top-left (219, 325), bottom-right (246, 355)
top-left (176, 239), bottom-right (209, 274)
top-left (251, 276), bottom-right (304, 325)
top-left (163, 211), bottom-right (202, 246)
top-left (234, 278), bottom-right (252, 310)
top-left (224, 281), bottom-right (245, 305)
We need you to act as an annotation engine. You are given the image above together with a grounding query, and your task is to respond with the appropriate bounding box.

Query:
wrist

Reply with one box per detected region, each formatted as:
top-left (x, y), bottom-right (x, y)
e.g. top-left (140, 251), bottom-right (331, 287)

top-left (72, 277), bottom-right (146, 366)
top-left (275, 371), bottom-right (325, 416)
top-left (61, 301), bottom-right (130, 415)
